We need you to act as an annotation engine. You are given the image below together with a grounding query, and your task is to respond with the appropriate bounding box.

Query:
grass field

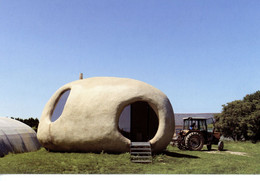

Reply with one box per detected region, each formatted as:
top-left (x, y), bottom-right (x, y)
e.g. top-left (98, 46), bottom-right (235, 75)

top-left (0, 141), bottom-right (259, 174)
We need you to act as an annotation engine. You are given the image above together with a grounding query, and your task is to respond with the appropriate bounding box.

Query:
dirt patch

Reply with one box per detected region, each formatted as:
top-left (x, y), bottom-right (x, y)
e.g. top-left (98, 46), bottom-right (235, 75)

top-left (206, 150), bottom-right (248, 156)
top-left (225, 151), bottom-right (247, 156)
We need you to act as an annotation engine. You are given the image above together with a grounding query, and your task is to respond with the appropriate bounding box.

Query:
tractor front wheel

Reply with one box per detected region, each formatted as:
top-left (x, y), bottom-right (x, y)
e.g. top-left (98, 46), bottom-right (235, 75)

top-left (218, 141), bottom-right (224, 151)
top-left (177, 135), bottom-right (186, 150)
top-left (185, 132), bottom-right (204, 151)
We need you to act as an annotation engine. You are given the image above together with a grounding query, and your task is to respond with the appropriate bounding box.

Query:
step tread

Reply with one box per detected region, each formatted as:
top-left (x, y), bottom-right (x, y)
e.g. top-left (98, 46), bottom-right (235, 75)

top-left (131, 156), bottom-right (152, 159)
top-left (131, 142), bottom-right (151, 146)
top-left (130, 152), bottom-right (152, 155)
top-left (131, 160), bottom-right (152, 163)
top-left (131, 146), bottom-right (151, 149)
top-left (130, 148), bottom-right (151, 151)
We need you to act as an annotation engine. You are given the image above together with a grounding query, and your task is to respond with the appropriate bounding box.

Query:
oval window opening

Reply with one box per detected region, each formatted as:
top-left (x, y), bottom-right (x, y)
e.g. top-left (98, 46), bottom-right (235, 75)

top-left (51, 89), bottom-right (71, 122)
top-left (118, 101), bottom-right (158, 142)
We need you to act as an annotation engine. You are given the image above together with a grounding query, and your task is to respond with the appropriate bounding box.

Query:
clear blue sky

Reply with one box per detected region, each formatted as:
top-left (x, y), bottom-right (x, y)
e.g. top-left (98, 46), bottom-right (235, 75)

top-left (1, 0), bottom-right (260, 118)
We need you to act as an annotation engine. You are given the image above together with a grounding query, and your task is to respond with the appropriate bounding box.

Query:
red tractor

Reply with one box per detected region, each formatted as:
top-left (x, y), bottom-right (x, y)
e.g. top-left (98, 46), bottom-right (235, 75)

top-left (175, 117), bottom-right (224, 151)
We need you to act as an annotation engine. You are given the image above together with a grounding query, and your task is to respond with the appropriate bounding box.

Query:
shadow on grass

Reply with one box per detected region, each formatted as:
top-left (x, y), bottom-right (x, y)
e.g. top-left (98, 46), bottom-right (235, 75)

top-left (47, 148), bottom-right (128, 155)
top-left (160, 150), bottom-right (199, 159)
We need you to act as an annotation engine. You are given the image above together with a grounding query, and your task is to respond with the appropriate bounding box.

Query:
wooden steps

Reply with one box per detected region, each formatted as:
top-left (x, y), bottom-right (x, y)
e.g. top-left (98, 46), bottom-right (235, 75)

top-left (130, 142), bottom-right (152, 163)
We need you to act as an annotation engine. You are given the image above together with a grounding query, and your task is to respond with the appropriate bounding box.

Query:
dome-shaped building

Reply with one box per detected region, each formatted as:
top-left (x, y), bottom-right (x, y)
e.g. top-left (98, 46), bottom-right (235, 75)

top-left (0, 117), bottom-right (41, 157)
top-left (37, 77), bottom-right (175, 153)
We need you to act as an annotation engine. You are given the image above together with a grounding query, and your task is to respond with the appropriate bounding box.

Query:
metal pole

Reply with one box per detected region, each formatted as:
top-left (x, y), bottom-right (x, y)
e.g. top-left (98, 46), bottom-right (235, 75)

top-left (79, 73), bottom-right (83, 80)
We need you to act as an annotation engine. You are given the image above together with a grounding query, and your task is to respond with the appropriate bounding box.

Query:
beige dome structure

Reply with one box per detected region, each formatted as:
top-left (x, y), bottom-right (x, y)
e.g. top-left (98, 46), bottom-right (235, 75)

top-left (37, 77), bottom-right (175, 153)
top-left (0, 117), bottom-right (41, 157)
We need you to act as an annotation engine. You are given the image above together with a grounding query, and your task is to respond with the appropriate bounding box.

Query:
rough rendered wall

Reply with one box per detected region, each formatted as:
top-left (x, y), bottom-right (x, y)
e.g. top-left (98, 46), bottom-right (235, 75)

top-left (37, 77), bottom-right (175, 153)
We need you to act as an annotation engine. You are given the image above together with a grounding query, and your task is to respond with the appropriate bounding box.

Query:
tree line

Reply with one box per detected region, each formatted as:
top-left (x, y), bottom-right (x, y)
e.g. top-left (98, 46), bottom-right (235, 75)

top-left (215, 90), bottom-right (260, 143)
top-left (11, 117), bottom-right (39, 132)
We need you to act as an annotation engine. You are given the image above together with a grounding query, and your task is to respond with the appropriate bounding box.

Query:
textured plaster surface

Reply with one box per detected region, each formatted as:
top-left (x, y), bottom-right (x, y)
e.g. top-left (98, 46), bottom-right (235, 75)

top-left (37, 77), bottom-right (175, 153)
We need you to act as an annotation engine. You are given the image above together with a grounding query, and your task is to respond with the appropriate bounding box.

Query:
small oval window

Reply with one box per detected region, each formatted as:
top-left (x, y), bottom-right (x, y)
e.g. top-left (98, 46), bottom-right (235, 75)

top-left (51, 89), bottom-right (71, 122)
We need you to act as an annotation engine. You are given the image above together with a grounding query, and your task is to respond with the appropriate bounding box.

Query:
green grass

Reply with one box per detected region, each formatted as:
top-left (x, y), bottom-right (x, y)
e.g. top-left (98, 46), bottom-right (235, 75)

top-left (0, 141), bottom-right (260, 174)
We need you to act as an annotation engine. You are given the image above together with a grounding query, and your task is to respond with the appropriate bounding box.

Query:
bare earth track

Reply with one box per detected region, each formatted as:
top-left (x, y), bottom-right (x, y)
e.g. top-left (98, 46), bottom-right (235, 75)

top-left (205, 150), bottom-right (248, 156)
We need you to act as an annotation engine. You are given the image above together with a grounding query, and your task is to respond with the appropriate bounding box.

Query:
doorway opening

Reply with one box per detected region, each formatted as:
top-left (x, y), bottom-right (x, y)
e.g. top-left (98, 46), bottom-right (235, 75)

top-left (118, 101), bottom-right (159, 142)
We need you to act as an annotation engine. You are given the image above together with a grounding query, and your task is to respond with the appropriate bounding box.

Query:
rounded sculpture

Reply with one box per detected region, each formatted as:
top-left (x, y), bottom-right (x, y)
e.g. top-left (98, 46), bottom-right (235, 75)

top-left (0, 117), bottom-right (41, 157)
top-left (37, 77), bottom-right (175, 153)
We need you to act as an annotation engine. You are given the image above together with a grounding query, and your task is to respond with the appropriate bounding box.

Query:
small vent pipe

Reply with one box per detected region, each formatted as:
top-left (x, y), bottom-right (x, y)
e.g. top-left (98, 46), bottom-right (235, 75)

top-left (79, 73), bottom-right (83, 80)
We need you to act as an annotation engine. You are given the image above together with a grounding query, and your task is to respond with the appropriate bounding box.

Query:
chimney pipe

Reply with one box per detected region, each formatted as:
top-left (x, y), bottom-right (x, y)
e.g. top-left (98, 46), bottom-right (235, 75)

top-left (79, 73), bottom-right (83, 80)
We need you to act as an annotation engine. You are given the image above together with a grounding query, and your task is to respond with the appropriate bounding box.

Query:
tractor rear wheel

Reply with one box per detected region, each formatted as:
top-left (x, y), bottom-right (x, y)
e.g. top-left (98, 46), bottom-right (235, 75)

top-left (185, 132), bottom-right (204, 151)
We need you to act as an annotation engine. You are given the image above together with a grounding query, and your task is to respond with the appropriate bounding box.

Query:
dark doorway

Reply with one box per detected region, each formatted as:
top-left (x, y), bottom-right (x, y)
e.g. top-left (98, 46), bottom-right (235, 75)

top-left (118, 101), bottom-right (158, 142)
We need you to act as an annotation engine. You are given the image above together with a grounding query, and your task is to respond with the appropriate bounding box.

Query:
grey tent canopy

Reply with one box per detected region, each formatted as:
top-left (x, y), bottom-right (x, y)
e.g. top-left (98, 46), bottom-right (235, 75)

top-left (0, 117), bottom-right (41, 157)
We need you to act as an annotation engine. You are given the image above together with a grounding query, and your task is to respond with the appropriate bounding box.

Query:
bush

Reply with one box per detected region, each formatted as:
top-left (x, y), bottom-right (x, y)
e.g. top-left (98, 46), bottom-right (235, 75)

top-left (215, 91), bottom-right (260, 142)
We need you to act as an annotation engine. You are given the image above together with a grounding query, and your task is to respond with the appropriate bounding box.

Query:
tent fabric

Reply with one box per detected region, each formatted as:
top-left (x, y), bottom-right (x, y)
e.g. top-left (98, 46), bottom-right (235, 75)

top-left (0, 117), bottom-right (41, 157)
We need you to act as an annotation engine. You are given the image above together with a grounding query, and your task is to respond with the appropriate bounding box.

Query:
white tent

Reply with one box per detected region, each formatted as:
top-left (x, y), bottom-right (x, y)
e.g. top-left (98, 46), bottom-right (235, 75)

top-left (0, 117), bottom-right (41, 157)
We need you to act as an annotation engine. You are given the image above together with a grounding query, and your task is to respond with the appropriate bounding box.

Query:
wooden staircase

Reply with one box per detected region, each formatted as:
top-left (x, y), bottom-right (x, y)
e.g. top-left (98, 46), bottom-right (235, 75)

top-left (130, 142), bottom-right (152, 163)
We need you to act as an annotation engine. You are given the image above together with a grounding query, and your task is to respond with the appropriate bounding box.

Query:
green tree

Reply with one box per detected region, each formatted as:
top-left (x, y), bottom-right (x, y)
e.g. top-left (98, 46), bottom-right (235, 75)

top-left (215, 91), bottom-right (260, 142)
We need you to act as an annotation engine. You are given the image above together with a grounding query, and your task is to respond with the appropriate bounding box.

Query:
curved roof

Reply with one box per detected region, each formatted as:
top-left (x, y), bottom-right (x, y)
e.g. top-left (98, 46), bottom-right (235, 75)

top-left (0, 117), bottom-right (41, 157)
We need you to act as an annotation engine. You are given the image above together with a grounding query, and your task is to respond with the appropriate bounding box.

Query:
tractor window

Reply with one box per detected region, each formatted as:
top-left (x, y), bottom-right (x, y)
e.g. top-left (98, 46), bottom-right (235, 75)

top-left (184, 120), bottom-right (198, 130)
top-left (183, 120), bottom-right (190, 130)
top-left (192, 121), bottom-right (198, 130)
top-left (207, 118), bottom-right (214, 132)
top-left (199, 120), bottom-right (207, 131)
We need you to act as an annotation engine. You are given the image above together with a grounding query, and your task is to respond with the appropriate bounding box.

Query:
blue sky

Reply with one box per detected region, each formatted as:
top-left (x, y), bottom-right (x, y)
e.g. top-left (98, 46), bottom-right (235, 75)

top-left (1, 0), bottom-right (260, 118)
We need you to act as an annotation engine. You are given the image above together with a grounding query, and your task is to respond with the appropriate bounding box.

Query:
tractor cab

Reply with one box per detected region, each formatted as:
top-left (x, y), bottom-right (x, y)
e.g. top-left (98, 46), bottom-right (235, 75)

top-left (183, 117), bottom-right (209, 131)
top-left (180, 117), bottom-right (213, 138)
